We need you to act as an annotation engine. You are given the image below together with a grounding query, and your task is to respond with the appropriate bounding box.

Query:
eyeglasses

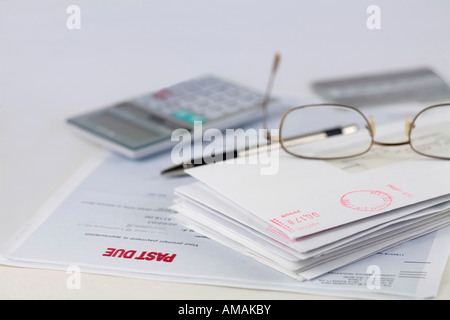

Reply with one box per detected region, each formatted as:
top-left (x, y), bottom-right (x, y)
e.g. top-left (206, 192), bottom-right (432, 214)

top-left (262, 54), bottom-right (450, 160)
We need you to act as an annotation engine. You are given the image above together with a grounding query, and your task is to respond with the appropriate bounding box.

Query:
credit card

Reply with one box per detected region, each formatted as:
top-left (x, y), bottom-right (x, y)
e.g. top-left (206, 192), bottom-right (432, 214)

top-left (312, 67), bottom-right (450, 106)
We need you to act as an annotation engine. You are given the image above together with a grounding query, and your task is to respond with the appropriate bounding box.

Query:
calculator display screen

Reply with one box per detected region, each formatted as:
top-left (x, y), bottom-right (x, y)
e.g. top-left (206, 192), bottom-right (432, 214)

top-left (68, 107), bottom-right (173, 150)
top-left (90, 113), bottom-right (158, 143)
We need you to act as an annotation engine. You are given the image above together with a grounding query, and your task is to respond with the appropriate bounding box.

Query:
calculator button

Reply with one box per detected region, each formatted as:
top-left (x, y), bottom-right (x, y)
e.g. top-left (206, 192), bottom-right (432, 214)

top-left (172, 110), bottom-right (191, 120)
top-left (172, 110), bottom-right (207, 125)
top-left (153, 89), bottom-right (171, 99)
top-left (186, 113), bottom-right (207, 125)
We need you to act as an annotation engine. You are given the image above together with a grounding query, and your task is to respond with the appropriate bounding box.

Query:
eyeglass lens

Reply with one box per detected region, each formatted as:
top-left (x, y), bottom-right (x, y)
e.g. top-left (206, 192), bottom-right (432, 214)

top-left (410, 104), bottom-right (450, 159)
top-left (279, 105), bottom-right (373, 159)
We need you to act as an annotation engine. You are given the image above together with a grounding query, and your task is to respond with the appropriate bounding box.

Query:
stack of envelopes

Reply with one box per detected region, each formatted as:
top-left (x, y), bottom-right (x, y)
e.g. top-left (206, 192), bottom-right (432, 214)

top-left (171, 143), bottom-right (450, 281)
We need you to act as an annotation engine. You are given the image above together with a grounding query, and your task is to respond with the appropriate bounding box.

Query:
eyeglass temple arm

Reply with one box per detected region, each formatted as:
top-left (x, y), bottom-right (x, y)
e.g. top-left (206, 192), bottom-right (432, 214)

top-left (262, 52), bottom-right (281, 141)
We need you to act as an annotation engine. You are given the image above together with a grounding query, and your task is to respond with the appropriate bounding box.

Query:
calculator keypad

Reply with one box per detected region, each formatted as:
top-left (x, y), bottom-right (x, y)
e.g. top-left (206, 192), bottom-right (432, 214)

top-left (132, 76), bottom-right (264, 127)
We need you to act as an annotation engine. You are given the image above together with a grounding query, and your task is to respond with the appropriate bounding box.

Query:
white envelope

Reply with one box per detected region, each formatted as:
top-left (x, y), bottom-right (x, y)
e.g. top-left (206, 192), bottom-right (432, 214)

top-left (173, 206), bottom-right (450, 280)
top-left (174, 185), bottom-right (450, 259)
top-left (185, 141), bottom-right (450, 241)
top-left (174, 182), bottom-right (450, 255)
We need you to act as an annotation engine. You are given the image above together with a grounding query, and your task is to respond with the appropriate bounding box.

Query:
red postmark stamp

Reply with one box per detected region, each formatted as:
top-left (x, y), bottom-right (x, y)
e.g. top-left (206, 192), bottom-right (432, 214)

top-left (340, 190), bottom-right (392, 212)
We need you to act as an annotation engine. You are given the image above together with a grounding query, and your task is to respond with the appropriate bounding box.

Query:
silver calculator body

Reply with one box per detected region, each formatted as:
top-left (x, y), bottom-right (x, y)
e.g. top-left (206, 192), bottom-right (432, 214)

top-left (67, 75), bottom-right (267, 159)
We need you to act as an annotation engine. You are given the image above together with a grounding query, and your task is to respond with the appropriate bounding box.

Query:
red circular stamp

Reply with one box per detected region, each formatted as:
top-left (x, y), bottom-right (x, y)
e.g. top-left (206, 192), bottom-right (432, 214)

top-left (340, 190), bottom-right (392, 212)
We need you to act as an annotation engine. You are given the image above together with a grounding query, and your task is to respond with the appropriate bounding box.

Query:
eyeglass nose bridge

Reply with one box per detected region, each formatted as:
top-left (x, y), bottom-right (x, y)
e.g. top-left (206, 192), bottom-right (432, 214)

top-left (369, 114), bottom-right (414, 147)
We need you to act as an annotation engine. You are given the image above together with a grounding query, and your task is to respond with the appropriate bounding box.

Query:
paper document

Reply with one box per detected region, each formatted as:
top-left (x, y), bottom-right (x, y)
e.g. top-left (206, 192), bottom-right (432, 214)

top-left (0, 148), bottom-right (449, 298)
top-left (2, 152), bottom-right (287, 283)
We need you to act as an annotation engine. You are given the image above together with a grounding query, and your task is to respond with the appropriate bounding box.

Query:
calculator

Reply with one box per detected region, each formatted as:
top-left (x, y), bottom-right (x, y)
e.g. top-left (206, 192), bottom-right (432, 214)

top-left (67, 75), bottom-right (270, 159)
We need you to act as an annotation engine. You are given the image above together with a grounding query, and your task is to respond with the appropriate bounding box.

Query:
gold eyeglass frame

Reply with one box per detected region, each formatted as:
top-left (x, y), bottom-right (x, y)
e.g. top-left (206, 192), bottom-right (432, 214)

top-left (261, 53), bottom-right (450, 161)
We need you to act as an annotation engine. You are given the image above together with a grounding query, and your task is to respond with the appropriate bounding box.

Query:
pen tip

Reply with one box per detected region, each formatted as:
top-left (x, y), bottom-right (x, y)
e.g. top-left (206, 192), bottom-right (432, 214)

top-left (161, 164), bottom-right (183, 177)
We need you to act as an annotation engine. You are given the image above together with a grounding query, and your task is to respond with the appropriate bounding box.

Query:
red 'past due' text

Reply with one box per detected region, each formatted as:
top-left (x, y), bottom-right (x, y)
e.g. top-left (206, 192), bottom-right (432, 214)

top-left (102, 248), bottom-right (176, 262)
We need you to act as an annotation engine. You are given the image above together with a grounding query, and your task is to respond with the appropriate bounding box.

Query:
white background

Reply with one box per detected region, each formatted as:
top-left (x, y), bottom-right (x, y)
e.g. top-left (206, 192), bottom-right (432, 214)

top-left (1, 0), bottom-right (449, 299)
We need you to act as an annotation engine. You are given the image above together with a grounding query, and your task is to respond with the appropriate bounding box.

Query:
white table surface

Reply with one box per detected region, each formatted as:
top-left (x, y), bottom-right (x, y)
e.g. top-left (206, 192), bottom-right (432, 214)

top-left (1, 0), bottom-right (449, 300)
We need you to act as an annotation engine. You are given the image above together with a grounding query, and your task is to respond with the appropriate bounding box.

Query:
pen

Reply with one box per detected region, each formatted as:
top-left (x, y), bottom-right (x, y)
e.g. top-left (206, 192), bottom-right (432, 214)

top-left (161, 149), bottom-right (238, 177)
top-left (160, 124), bottom-right (358, 177)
